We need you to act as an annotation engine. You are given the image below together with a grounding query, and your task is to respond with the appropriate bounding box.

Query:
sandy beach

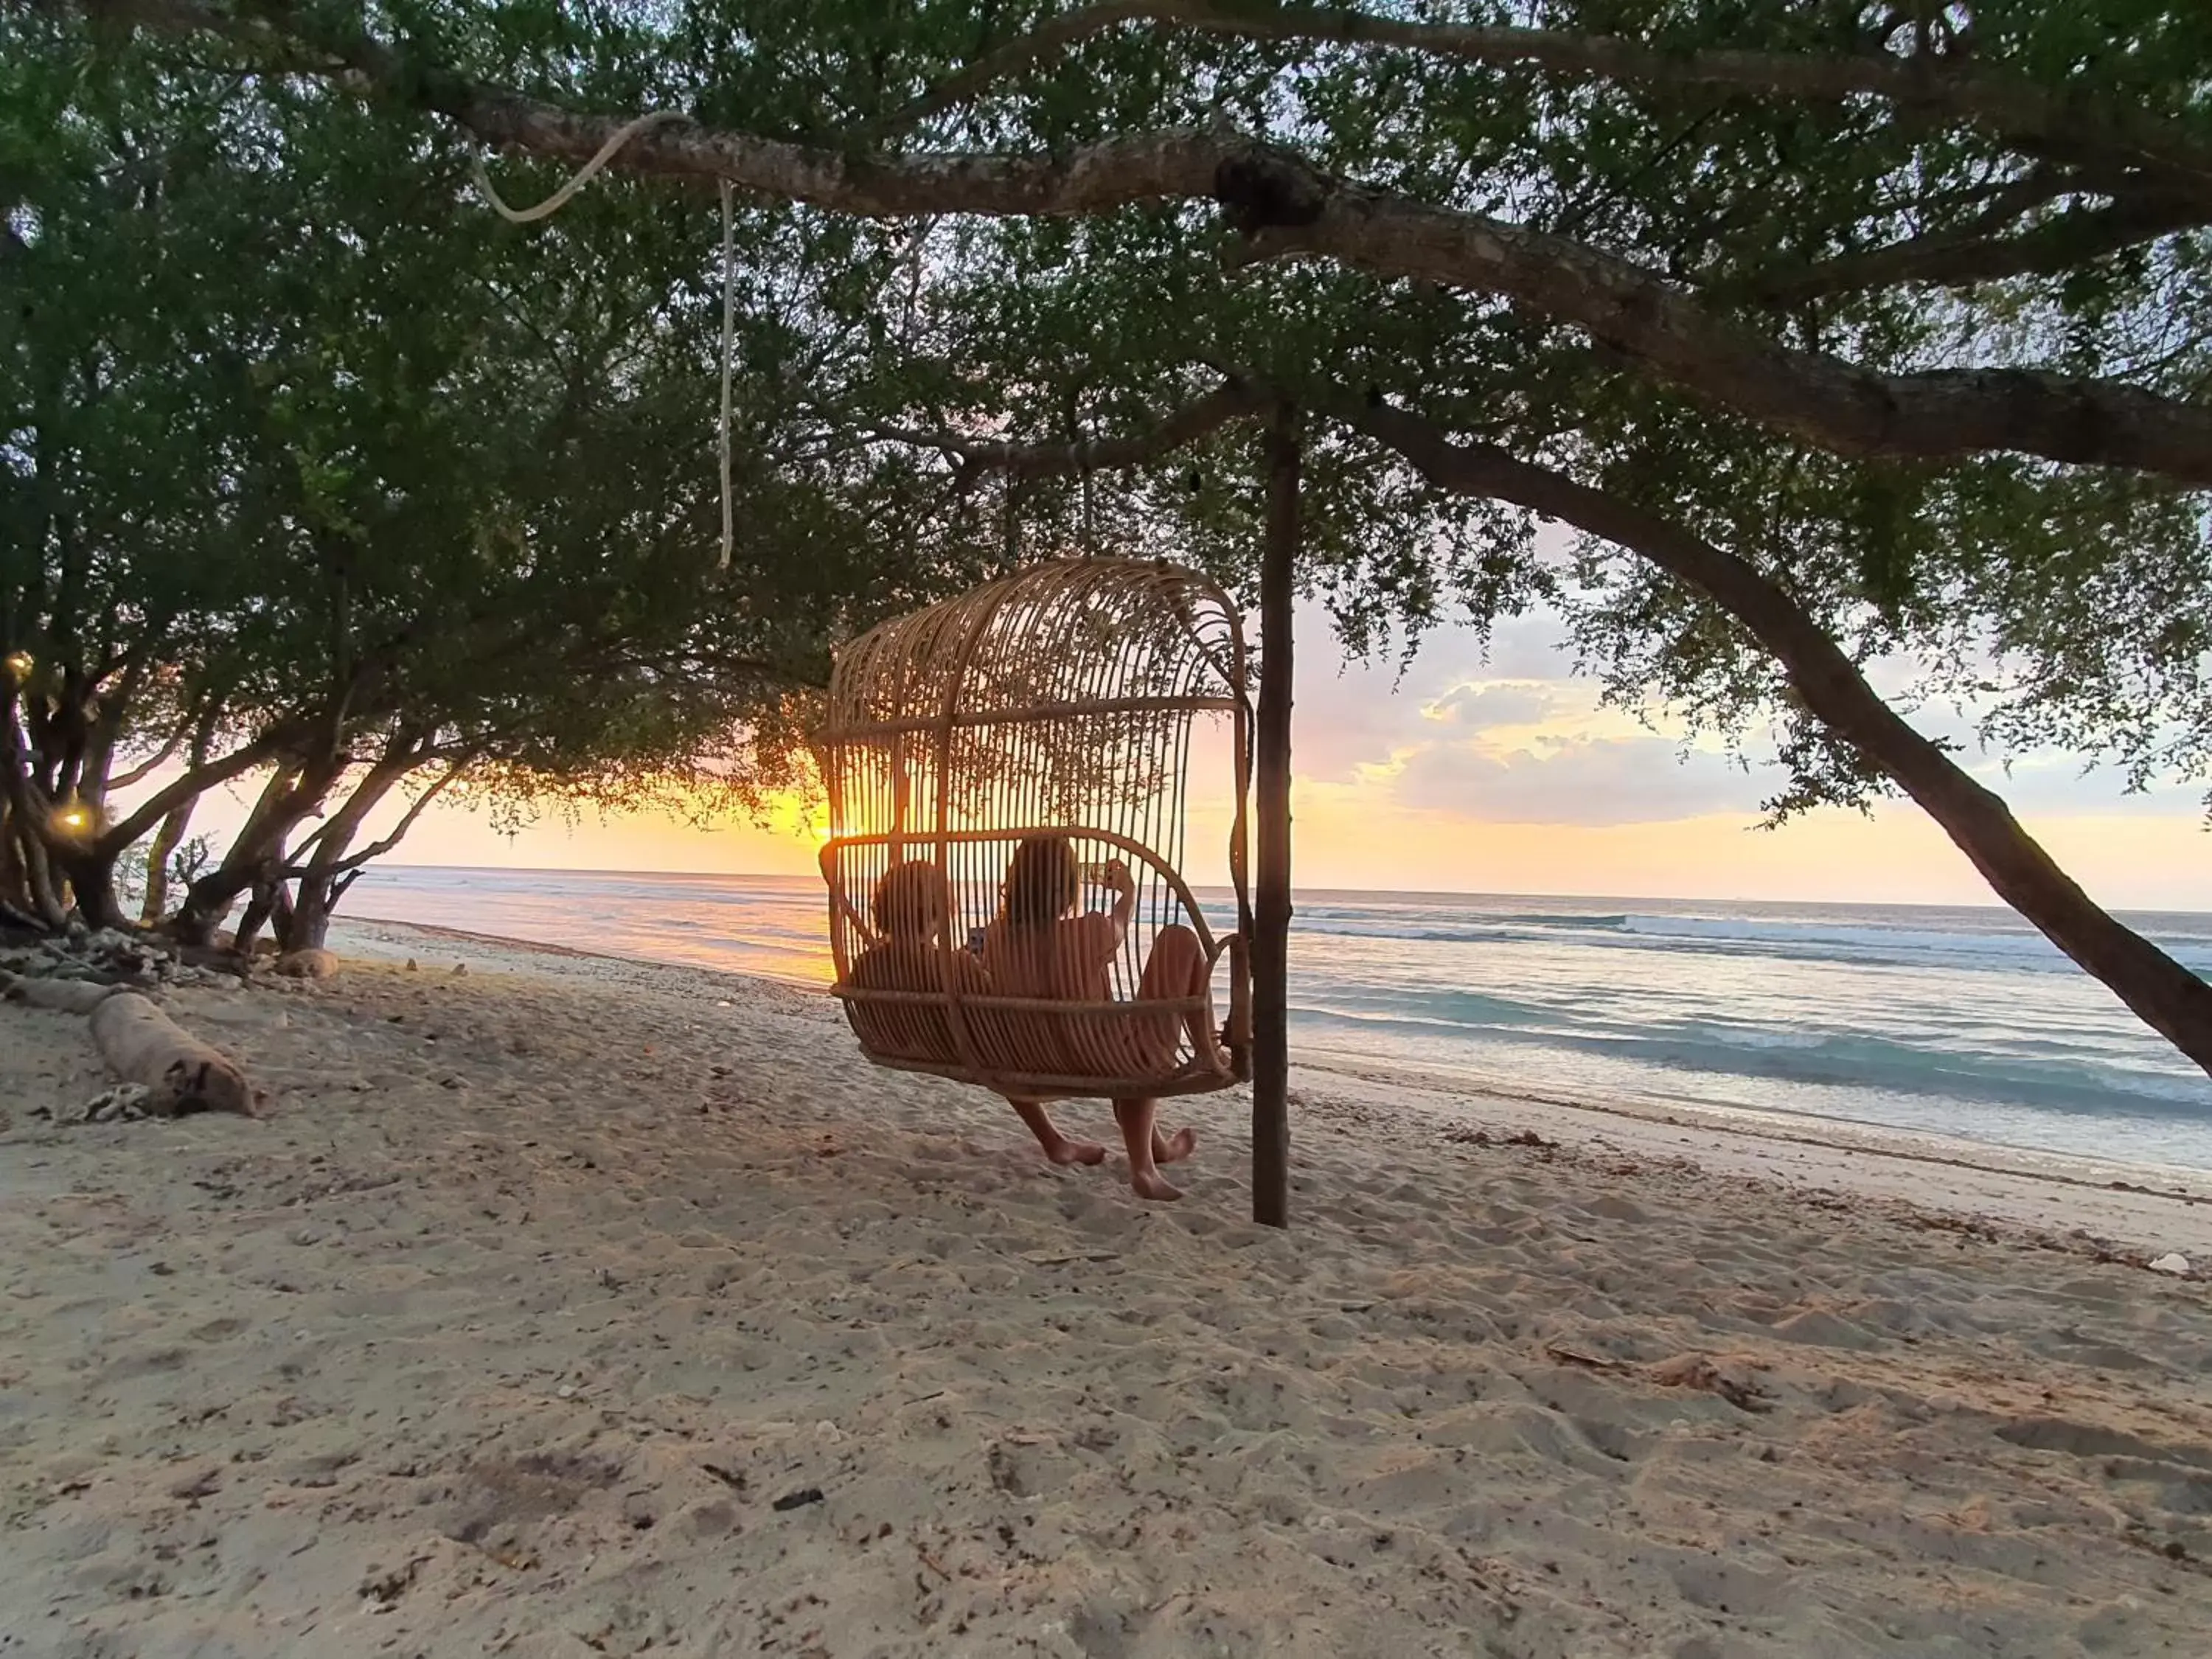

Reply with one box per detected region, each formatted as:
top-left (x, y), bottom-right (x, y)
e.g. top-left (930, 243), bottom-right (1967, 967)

top-left (4, 921), bottom-right (2212, 1657)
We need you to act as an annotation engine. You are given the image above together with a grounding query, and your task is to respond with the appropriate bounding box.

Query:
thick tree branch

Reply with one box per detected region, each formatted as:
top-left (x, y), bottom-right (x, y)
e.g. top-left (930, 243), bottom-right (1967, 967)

top-left (96, 724), bottom-right (291, 854)
top-left (328, 754), bottom-right (473, 876)
top-left (105, 719), bottom-right (190, 790)
top-left (884, 0), bottom-right (2212, 202)
top-left (1235, 192), bottom-right (2212, 484)
top-left (1329, 393), bottom-right (2212, 1074)
top-left (1728, 190), bottom-right (2208, 305)
top-left (287, 753), bottom-right (422, 860)
top-left (856, 368), bottom-right (2212, 1069)
top-left (88, 0), bottom-right (2212, 485)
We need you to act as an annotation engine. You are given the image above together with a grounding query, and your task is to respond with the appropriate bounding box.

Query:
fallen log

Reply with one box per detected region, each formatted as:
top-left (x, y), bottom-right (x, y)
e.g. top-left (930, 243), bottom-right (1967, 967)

top-left (0, 970), bottom-right (120, 1015)
top-left (87, 992), bottom-right (255, 1116)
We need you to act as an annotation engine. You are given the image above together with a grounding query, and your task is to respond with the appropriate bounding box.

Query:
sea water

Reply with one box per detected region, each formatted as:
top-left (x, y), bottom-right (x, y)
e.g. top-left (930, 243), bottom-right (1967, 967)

top-left (349, 866), bottom-right (2212, 1172)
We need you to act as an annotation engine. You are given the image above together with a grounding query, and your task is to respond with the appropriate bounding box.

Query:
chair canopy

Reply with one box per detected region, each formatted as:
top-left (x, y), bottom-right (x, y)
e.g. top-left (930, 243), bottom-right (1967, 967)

top-left (816, 557), bottom-right (1252, 1101)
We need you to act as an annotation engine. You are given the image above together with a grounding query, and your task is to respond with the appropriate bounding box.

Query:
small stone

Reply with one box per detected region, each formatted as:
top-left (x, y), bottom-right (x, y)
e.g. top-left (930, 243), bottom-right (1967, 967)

top-left (452, 962), bottom-right (467, 975)
top-left (405, 959), bottom-right (419, 971)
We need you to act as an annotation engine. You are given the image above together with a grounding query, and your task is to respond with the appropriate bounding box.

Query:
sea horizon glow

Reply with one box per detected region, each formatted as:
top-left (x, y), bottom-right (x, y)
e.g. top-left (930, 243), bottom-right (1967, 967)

top-left (141, 602), bottom-right (2212, 911)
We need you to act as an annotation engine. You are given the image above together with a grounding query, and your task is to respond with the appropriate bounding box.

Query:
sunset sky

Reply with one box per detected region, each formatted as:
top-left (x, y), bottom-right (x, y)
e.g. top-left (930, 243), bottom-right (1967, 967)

top-left (171, 599), bottom-right (2212, 914)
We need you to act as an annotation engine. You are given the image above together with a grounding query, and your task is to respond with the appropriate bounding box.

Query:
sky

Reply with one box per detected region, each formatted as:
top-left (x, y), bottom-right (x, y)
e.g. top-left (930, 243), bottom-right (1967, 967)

top-left (167, 599), bottom-right (2212, 912)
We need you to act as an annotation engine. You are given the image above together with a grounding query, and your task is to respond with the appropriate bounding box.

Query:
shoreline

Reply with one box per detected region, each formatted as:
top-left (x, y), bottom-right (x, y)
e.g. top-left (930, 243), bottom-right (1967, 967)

top-left (337, 915), bottom-right (2212, 1259)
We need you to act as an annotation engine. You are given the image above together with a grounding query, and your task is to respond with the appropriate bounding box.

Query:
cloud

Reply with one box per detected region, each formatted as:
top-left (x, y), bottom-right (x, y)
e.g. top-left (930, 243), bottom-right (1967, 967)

top-left (1287, 602), bottom-right (2212, 835)
top-left (1293, 608), bottom-right (1590, 782)
top-left (1419, 682), bottom-right (1560, 730)
top-left (1391, 733), bottom-right (1761, 827)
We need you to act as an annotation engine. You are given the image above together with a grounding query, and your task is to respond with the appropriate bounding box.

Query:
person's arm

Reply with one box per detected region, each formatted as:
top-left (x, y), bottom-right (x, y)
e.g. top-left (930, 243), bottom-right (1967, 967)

top-left (1101, 859), bottom-right (1136, 945)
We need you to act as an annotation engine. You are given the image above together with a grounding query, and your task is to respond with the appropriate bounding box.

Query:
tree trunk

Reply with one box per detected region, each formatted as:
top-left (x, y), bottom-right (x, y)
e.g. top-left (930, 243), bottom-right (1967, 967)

top-left (171, 748), bottom-right (348, 947)
top-left (139, 793), bottom-right (196, 924)
top-left (1251, 401), bottom-right (1298, 1228)
top-left (1352, 404), bottom-right (2212, 1077)
top-left (283, 882), bottom-right (334, 953)
top-left (140, 711), bottom-right (217, 923)
top-left (50, 844), bottom-right (129, 933)
top-left (2, 793), bottom-right (68, 929)
top-left (0, 798), bottom-right (30, 916)
top-left (232, 858), bottom-right (294, 956)
top-left (281, 752), bottom-right (412, 952)
top-left (279, 734), bottom-right (459, 953)
top-left (283, 869), bottom-right (361, 954)
top-left (3, 703), bottom-right (69, 928)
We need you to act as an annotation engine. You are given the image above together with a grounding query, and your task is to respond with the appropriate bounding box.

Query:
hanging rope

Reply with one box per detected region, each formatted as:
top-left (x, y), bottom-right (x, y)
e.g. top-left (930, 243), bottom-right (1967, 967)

top-left (718, 179), bottom-right (737, 571)
top-left (467, 109), bottom-right (689, 224)
top-left (467, 109), bottom-right (737, 572)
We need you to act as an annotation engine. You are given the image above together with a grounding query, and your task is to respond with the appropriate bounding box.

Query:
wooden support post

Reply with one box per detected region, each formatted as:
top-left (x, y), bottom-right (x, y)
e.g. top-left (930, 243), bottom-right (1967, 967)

top-left (1253, 401), bottom-right (1298, 1228)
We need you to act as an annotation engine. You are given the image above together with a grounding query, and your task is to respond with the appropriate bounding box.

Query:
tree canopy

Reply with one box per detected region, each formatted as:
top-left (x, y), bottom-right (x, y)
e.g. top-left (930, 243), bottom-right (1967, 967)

top-left (21, 1), bottom-right (2212, 1067)
top-left (4, 6), bottom-right (987, 942)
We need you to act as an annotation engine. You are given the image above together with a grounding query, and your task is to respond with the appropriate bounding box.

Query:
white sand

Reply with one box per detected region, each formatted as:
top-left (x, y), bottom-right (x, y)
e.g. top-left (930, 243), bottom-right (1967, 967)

top-left (4, 920), bottom-right (2211, 1657)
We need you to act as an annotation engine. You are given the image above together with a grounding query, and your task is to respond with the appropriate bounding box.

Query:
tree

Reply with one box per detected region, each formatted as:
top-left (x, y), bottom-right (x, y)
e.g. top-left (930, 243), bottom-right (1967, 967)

top-left (7, 9), bottom-right (994, 945)
top-left (61, 1), bottom-right (2212, 1068)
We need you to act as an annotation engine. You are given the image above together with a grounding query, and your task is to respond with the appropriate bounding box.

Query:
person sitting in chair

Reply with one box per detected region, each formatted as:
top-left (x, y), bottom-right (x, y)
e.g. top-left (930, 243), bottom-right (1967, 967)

top-left (844, 860), bottom-right (987, 1066)
top-left (981, 832), bottom-right (1219, 1201)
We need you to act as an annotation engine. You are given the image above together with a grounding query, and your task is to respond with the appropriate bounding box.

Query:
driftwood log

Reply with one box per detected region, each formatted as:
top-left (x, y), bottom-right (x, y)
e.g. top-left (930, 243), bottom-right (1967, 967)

top-left (86, 992), bottom-right (255, 1116)
top-left (0, 971), bottom-right (118, 1015)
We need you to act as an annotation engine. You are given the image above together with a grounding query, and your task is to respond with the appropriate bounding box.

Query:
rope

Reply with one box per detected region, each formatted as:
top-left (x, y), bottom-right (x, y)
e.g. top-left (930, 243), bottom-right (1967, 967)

top-left (467, 108), bottom-right (739, 572)
top-left (467, 108), bottom-right (689, 224)
top-left (718, 179), bottom-right (736, 570)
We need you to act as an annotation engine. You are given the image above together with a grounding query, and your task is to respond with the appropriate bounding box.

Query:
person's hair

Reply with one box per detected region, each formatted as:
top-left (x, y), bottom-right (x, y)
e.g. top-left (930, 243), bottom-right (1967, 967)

top-left (872, 860), bottom-right (948, 939)
top-left (1001, 833), bottom-right (1077, 931)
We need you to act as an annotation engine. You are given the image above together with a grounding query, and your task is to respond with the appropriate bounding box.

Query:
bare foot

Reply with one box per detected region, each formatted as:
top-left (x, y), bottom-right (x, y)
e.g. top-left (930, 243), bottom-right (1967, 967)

top-left (1152, 1126), bottom-right (1197, 1165)
top-left (1044, 1137), bottom-right (1107, 1167)
top-left (1130, 1167), bottom-right (1183, 1201)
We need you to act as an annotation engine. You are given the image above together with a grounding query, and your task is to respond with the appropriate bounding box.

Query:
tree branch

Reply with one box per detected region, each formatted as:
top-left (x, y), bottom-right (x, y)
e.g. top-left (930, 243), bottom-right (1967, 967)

top-left (1325, 391), bottom-right (2212, 1072)
top-left (91, 0), bottom-right (2212, 486)
top-left (105, 720), bottom-right (189, 790)
top-left (866, 378), bottom-right (1267, 476)
top-left (1233, 190), bottom-right (2212, 484)
top-left (1727, 189), bottom-right (2208, 305)
top-left (327, 754), bottom-right (473, 876)
top-left (96, 724), bottom-right (292, 855)
top-left (882, 0), bottom-right (2212, 202)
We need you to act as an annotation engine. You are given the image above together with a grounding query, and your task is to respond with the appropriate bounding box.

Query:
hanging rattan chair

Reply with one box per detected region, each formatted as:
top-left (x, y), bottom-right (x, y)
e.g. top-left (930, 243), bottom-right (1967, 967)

top-left (816, 557), bottom-right (1253, 1101)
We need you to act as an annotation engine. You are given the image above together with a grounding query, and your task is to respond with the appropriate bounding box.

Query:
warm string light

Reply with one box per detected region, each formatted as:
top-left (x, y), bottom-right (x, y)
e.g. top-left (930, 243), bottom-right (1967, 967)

top-left (46, 799), bottom-right (102, 844)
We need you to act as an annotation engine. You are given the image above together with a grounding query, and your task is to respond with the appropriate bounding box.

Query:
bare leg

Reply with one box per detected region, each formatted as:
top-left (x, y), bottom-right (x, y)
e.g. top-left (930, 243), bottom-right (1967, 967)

top-left (1135, 925), bottom-right (1220, 1068)
top-left (1008, 1098), bottom-right (1105, 1166)
top-left (1127, 926), bottom-right (1208, 1166)
top-left (1115, 1098), bottom-right (1182, 1200)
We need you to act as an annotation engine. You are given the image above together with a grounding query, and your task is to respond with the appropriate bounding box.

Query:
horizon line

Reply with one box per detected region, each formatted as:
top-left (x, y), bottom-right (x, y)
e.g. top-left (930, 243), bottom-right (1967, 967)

top-left (364, 861), bottom-right (2212, 918)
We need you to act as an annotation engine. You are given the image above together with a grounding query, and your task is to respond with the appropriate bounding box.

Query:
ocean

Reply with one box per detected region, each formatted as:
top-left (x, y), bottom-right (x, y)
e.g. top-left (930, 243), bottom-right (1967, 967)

top-left (347, 866), bottom-right (2212, 1175)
